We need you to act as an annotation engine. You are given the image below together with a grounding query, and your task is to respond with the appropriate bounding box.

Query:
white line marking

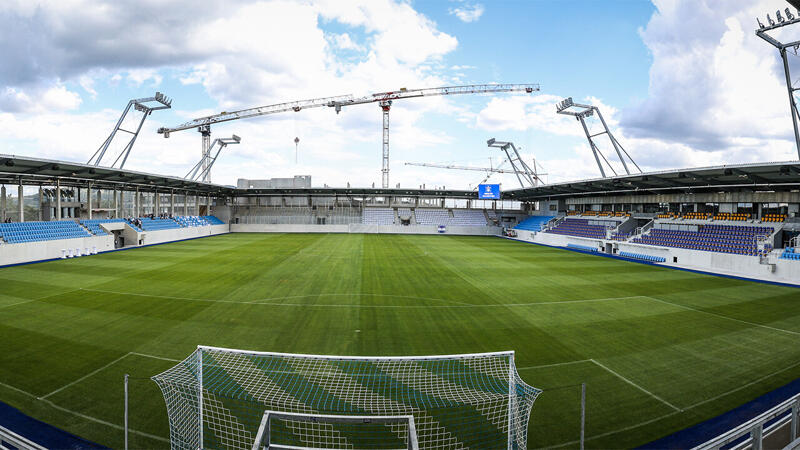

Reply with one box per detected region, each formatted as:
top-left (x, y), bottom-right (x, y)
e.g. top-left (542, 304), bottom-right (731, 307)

top-left (40, 353), bottom-right (132, 399)
top-left (78, 287), bottom-right (645, 309)
top-left (644, 295), bottom-right (800, 337)
top-left (0, 299), bottom-right (36, 310)
top-left (0, 378), bottom-right (168, 443)
top-left (129, 351), bottom-right (181, 362)
top-left (590, 359), bottom-right (682, 412)
top-left (517, 359), bottom-right (592, 370)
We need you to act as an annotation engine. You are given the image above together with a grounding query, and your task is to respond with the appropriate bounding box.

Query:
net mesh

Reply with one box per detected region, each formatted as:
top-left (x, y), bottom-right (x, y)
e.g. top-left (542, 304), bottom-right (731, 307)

top-left (152, 346), bottom-right (541, 449)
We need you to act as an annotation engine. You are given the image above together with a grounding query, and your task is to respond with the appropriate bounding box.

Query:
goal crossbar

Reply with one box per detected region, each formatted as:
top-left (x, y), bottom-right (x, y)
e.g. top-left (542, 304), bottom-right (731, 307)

top-left (252, 411), bottom-right (418, 450)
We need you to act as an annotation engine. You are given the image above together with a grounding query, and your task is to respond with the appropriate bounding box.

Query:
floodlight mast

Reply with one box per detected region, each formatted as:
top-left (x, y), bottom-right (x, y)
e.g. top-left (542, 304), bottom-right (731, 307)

top-left (184, 135), bottom-right (241, 182)
top-left (555, 97), bottom-right (642, 178)
top-left (756, 5), bottom-right (800, 159)
top-left (87, 92), bottom-right (172, 169)
top-left (485, 138), bottom-right (541, 189)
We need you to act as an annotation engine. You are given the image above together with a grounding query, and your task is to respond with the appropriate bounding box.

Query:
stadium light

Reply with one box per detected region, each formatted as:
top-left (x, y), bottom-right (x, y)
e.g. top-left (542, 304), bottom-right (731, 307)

top-left (769, 13), bottom-right (776, 26)
top-left (758, 17), bottom-right (766, 29)
top-left (787, 8), bottom-right (796, 20)
top-left (778, 10), bottom-right (786, 23)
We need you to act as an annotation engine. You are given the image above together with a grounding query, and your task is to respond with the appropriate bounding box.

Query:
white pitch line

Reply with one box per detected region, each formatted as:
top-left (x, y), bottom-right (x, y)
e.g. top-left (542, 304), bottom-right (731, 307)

top-left (590, 359), bottom-right (682, 412)
top-left (644, 295), bottom-right (800, 337)
top-left (0, 299), bottom-right (37, 310)
top-left (0, 377), bottom-right (168, 443)
top-left (129, 351), bottom-right (181, 363)
top-left (78, 287), bottom-right (645, 309)
top-left (517, 359), bottom-right (593, 371)
top-left (40, 353), bottom-right (132, 400)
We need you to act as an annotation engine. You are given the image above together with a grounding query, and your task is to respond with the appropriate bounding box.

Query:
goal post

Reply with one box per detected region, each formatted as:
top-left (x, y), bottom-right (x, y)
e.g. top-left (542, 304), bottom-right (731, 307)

top-left (252, 411), bottom-right (418, 450)
top-left (152, 345), bottom-right (541, 449)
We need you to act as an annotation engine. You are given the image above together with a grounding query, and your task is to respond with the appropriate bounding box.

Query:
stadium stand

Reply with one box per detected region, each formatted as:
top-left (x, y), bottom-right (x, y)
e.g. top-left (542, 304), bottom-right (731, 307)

top-left (762, 213), bottom-right (787, 223)
top-left (397, 208), bottom-right (413, 220)
top-left (175, 216), bottom-right (211, 227)
top-left (566, 243), bottom-right (599, 252)
top-left (514, 216), bottom-right (554, 232)
top-left (633, 224), bottom-right (773, 256)
top-left (713, 212), bottom-right (749, 221)
top-left (657, 212), bottom-right (676, 219)
top-left (362, 208), bottom-right (395, 225)
top-left (780, 247), bottom-right (799, 260)
top-left (415, 208), bottom-right (451, 225)
top-left (136, 217), bottom-right (182, 231)
top-left (611, 231), bottom-right (632, 241)
top-left (619, 251), bottom-right (666, 263)
top-left (0, 220), bottom-right (91, 244)
top-left (203, 215), bottom-right (225, 225)
top-left (545, 218), bottom-right (608, 239)
top-left (682, 212), bottom-right (712, 220)
top-left (450, 209), bottom-right (488, 226)
top-left (566, 210), bottom-right (581, 216)
top-left (80, 218), bottom-right (128, 236)
top-left (581, 210), bottom-right (599, 216)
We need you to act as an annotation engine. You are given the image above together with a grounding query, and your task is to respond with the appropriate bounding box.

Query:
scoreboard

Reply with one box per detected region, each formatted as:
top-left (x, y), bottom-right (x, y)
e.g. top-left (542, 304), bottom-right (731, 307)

top-left (478, 184), bottom-right (501, 200)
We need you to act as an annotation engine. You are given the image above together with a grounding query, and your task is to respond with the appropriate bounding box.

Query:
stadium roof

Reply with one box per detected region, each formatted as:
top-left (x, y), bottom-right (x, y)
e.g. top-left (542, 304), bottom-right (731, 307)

top-left (504, 161), bottom-right (800, 201)
top-left (0, 154), bottom-right (233, 195)
top-left (1, 154), bottom-right (799, 200)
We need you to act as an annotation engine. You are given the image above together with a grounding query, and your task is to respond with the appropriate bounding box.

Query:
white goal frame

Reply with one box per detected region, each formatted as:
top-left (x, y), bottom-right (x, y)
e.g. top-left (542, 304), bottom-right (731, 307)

top-left (252, 411), bottom-right (419, 450)
top-left (153, 345), bottom-right (541, 450)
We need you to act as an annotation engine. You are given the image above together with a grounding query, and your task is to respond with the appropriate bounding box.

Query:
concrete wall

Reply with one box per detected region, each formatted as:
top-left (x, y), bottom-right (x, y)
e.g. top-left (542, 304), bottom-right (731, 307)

top-left (0, 235), bottom-right (113, 266)
top-left (231, 223), bottom-right (502, 236)
top-left (524, 230), bottom-right (800, 286)
top-left (0, 224), bottom-right (229, 267)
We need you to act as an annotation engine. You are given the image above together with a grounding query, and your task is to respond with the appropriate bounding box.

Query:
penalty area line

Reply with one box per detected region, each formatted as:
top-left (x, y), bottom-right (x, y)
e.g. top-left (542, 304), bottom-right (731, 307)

top-left (590, 359), bottom-right (682, 412)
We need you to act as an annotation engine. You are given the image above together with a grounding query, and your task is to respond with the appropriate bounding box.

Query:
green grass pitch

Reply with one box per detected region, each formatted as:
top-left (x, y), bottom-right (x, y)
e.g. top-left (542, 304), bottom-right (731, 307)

top-left (1, 233), bottom-right (799, 448)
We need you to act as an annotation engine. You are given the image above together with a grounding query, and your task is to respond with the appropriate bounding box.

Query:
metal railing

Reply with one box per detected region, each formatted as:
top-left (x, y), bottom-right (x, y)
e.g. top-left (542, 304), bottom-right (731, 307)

top-left (0, 425), bottom-right (46, 450)
top-left (693, 393), bottom-right (800, 450)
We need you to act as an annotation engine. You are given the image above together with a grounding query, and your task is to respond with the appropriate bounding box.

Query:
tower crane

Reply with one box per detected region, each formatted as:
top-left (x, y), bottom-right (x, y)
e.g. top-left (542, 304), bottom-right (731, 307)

top-left (157, 84), bottom-right (539, 186)
top-left (405, 138), bottom-right (546, 189)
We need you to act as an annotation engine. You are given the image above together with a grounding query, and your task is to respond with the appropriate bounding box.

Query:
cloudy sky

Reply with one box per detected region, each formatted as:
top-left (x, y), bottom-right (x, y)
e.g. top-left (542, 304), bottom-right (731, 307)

top-left (1, 0), bottom-right (799, 189)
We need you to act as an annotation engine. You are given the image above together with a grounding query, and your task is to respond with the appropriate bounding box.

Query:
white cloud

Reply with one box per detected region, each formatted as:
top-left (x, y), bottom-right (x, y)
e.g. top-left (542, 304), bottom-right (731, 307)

top-left (449, 3), bottom-right (485, 23)
top-left (126, 69), bottom-right (163, 87)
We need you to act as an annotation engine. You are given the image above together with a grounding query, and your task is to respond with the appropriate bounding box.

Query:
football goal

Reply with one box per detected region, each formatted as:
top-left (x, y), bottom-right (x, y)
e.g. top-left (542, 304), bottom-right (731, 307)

top-left (152, 346), bottom-right (541, 449)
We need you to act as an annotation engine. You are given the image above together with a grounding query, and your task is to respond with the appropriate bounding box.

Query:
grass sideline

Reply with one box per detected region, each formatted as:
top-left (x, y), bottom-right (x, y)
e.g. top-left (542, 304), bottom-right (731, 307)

top-left (0, 233), bottom-right (799, 448)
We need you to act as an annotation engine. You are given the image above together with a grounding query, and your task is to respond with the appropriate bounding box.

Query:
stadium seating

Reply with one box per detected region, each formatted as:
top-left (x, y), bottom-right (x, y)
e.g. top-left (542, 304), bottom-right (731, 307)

top-left (619, 251), bottom-right (666, 263)
top-left (204, 215), bottom-right (225, 225)
top-left (362, 208), bottom-right (395, 225)
top-left (450, 209), bottom-right (487, 226)
top-left (566, 210), bottom-right (581, 216)
top-left (514, 216), bottom-right (554, 232)
top-left (610, 231), bottom-right (632, 241)
top-left (0, 220), bottom-right (92, 244)
top-left (136, 217), bottom-right (182, 231)
top-left (415, 209), bottom-right (451, 226)
top-left (545, 218), bottom-right (608, 239)
top-left (780, 247), bottom-right (800, 260)
top-left (682, 212), bottom-right (712, 220)
top-left (713, 212), bottom-right (749, 221)
top-left (657, 213), bottom-right (676, 219)
top-left (80, 218), bottom-right (128, 236)
top-left (397, 208), bottom-right (413, 220)
top-left (633, 224), bottom-right (773, 256)
top-left (175, 216), bottom-right (212, 227)
top-left (762, 213), bottom-right (787, 223)
top-left (566, 243), bottom-right (598, 252)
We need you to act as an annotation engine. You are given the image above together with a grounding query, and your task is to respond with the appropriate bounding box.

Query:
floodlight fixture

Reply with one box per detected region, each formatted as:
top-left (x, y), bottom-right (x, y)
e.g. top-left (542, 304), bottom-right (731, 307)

top-left (769, 14), bottom-right (776, 26)
top-left (758, 17), bottom-right (766, 29)
top-left (787, 8), bottom-right (796, 20)
top-left (778, 10), bottom-right (786, 23)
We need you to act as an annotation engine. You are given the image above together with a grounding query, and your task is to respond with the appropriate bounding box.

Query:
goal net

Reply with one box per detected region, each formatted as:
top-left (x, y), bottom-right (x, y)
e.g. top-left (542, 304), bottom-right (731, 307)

top-left (152, 346), bottom-right (541, 449)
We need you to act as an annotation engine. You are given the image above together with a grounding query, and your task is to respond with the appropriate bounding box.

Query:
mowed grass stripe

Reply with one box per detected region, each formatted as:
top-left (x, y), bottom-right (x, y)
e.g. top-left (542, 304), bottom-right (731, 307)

top-left (0, 233), bottom-right (799, 448)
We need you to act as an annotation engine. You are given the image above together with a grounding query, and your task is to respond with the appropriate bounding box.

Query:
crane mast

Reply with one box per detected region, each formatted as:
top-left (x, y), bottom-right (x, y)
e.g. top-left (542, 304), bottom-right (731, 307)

top-left (158, 84), bottom-right (540, 186)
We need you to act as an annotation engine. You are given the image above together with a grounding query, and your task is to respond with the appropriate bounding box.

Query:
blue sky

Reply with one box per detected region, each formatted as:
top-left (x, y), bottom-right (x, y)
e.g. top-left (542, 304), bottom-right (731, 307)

top-left (0, 0), bottom-right (797, 189)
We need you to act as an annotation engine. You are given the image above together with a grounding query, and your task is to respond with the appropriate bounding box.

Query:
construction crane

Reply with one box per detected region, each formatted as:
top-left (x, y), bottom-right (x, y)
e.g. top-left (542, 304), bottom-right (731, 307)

top-left (88, 92), bottom-right (172, 169)
top-left (158, 94), bottom-right (352, 183)
top-left (405, 138), bottom-right (546, 189)
top-left (184, 135), bottom-right (241, 182)
top-left (328, 84), bottom-right (539, 188)
top-left (157, 84), bottom-right (539, 187)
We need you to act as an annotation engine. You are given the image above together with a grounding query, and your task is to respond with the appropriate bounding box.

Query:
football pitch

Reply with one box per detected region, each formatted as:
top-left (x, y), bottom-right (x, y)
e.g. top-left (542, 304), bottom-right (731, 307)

top-left (1, 233), bottom-right (799, 448)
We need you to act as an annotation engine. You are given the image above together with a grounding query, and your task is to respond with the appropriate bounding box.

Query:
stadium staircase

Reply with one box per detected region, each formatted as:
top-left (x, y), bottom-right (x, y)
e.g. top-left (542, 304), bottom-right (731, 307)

top-left (80, 218), bottom-right (129, 236)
